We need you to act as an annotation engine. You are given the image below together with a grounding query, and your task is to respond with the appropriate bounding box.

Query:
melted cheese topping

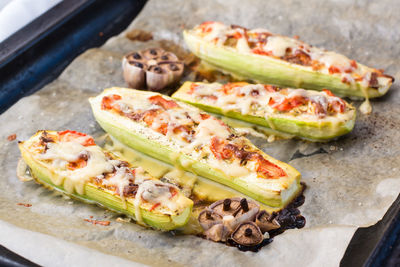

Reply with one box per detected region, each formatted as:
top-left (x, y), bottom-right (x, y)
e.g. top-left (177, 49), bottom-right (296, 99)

top-left (92, 89), bottom-right (295, 193)
top-left (36, 141), bottom-right (114, 195)
top-left (191, 22), bottom-right (386, 92)
top-left (188, 83), bottom-right (354, 122)
top-left (263, 36), bottom-right (301, 57)
top-left (26, 131), bottom-right (188, 225)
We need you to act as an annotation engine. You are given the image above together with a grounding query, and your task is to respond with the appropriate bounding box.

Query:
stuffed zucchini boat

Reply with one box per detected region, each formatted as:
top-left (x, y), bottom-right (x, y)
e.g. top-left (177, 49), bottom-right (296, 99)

top-left (89, 88), bottom-right (302, 208)
top-left (18, 130), bottom-right (193, 231)
top-left (183, 22), bottom-right (394, 113)
top-left (173, 82), bottom-right (356, 141)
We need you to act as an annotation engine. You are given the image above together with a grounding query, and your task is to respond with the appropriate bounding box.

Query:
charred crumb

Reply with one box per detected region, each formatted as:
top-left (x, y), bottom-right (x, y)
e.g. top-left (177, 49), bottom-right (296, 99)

top-left (7, 134), bottom-right (16, 141)
top-left (84, 218), bottom-right (110, 226)
top-left (17, 203), bottom-right (32, 207)
top-left (125, 29), bottom-right (153, 42)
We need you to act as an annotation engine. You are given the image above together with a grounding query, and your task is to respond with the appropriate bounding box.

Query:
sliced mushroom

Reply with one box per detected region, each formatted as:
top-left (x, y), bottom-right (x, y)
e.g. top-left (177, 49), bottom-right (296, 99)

top-left (122, 48), bottom-right (184, 91)
top-left (210, 197), bottom-right (241, 217)
top-left (255, 210), bottom-right (281, 233)
top-left (198, 209), bottom-right (222, 230)
top-left (231, 222), bottom-right (263, 247)
top-left (233, 198), bottom-right (260, 219)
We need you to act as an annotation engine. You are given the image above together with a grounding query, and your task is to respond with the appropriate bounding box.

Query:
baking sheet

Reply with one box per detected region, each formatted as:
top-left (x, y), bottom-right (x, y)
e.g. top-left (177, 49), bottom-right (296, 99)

top-left (1, 0), bottom-right (400, 266)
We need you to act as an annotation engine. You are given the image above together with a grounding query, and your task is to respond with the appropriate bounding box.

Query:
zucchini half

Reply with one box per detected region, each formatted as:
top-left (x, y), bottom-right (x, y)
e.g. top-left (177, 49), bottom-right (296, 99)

top-left (18, 131), bottom-right (193, 231)
top-left (183, 25), bottom-right (393, 99)
top-left (173, 82), bottom-right (356, 141)
top-left (89, 88), bottom-right (302, 208)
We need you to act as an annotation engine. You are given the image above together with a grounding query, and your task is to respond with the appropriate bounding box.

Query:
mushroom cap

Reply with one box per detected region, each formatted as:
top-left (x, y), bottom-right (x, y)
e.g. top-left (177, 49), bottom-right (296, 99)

top-left (234, 198), bottom-right (260, 218)
top-left (255, 210), bottom-right (281, 233)
top-left (198, 209), bottom-right (223, 231)
top-left (231, 222), bottom-right (263, 246)
top-left (210, 197), bottom-right (241, 217)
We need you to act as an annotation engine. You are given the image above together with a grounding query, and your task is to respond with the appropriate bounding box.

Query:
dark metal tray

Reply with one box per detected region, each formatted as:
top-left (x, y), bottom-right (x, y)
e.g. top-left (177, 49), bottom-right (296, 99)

top-left (0, 0), bottom-right (399, 266)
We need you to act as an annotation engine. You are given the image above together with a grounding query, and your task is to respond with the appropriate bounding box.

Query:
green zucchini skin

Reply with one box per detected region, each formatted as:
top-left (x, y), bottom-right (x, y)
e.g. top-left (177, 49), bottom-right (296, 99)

top-left (89, 88), bottom-right (302, 208)
top-left (18, 136), bottom-right (192, 231)
top-left (183, 31), bottom-right (392, 99)
top-left (173, 82), bottom-right (356, 142)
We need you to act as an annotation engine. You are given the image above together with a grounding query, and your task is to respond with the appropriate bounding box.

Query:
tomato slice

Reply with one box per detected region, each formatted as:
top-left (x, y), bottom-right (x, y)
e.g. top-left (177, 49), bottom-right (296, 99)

top-left (149, 202), bottom-right (161, 211)
top-left (169, 187), bottom-right (178, 199)
top-left (328, 65), bottom-right (341, 74)
top-left (221, 82), bottom-right (249, 94)
top-left (200, 113), bottom-right (210, 120)
top-left (269, 95), bottom-right (306, 111)
top-left (350, 60), bottom-right (357, 69)
top-left (58, 130), bottom-right (95, 146)
top-left (322, 89), bottom-right (334, 96)
top-left (67, 157), bottom-right (88, 170)
top-left (148, 95), bottom-right (178, 109)
top-left (210, 137), bottom-right (236, 160)
top-left (101, 94), bottom-right (121, 110)
top-left (255, 156), bottom-right (286, 178)
top-left (252, 48), bottom-right (273, 56)
top-left (188, 83), bottom-right (199, 94)
top-left (210, 137), bottom-right (224, 160)
top-left (230, 31), bottom-right (242, 39)
top-left (199, 21), bottom-right (215, 33)
top-left (142, 109), bottom-right (159, 126)
top-left (263, 85), bottom-right (277, 93)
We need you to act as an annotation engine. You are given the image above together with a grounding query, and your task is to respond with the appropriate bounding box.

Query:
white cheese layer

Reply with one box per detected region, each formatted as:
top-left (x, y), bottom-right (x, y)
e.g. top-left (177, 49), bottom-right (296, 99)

top-left (91, 88), bottom-right (296, 194)
top-left (190, 83), bottom-right (354, 123)
top-left (36, 141), bottom-right (114, 195)
top-left (192, 22), bottom-right (382, 92)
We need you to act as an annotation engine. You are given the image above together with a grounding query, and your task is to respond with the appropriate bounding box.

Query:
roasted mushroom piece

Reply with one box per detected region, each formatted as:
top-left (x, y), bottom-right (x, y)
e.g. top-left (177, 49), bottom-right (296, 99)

top-left (233, 198), bottom-right (260, 221)
top-left (209, 198), bottom-right (242, 217)
top-left (199, 197), bottom-right (263, 243)
top-left (255, 210), bottom-right (281, 232)
top-left (198, 209), bottom-right (222, 230)
top-left (231, 222), bottom-right (263, 247)
top-left (122, 48), bottom-right (184, 91)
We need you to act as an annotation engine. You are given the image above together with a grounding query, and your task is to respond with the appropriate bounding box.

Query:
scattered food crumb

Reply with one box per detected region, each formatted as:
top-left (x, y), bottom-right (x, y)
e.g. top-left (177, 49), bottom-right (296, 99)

top-left (7, 134), bottom-right (16, 141)
top-left (116, 217), bottom-right (131, 223)
top-left (125, 29), bottom-right (153, 42)
top-left (329, 145), bottom-right (336, 151)
top-left (17, 203), bottom-right (32, 207)
top-left (99, 32), bottom-right (104, 37)
top-left (90, 215), bottom-right (93, 219)
top-left (293, 35), bottom-right (300, 40)
top-left (84, 218), bottom-right (110, 226)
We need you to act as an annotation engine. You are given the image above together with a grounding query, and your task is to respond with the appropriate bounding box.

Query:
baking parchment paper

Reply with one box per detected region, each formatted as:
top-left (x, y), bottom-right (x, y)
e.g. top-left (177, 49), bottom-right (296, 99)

top-left (1, 0), bottom-right (400, 266)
